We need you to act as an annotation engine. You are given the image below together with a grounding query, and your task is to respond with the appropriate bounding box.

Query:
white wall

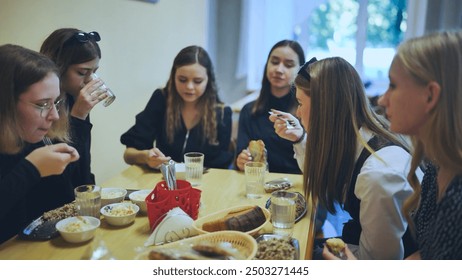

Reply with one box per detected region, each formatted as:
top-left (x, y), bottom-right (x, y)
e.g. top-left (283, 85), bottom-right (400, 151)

top-left (0, 0), bottom-right (208, 183)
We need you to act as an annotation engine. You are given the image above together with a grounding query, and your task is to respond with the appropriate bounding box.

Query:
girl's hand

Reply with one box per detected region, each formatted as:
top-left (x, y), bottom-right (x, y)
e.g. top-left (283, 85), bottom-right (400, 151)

top-left (26, 143), bottom-right (80, 177)
top-left (405, 251), bottom-right (421, 260)
top-left (236, 149), bottom-right (252, 171)
top-left (269, 109), bottom-right (304, 143)
top-left (322, 244), bottom-right (357, 260)
top-left (145, 148), bottom-right (171, 169)
top-left (70, 78), bottom-right (108, 120)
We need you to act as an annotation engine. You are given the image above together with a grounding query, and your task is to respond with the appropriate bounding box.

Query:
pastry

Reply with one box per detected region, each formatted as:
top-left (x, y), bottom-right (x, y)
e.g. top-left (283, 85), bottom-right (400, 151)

top-left (202, 206), bottom-right (266, 232)
top-left (264, 178), bottom-right (293, 193)
top-left (248, 140), bottom-right (266, 163)
top-left (148, 249), bottom-right (176, 260)
top-left (325, 238), bottom-right (345, 258)
top-left (148, 241), bottom-right (241, 260)
top-left (192, 241), bottom-right (235, 259)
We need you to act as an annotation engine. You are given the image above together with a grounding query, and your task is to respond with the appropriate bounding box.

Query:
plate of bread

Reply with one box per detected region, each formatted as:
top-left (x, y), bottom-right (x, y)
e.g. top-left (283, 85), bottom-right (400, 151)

top-left (192, 205), bottom-right (270, 236)
top-left (137, 231), bottom-right (258, 260)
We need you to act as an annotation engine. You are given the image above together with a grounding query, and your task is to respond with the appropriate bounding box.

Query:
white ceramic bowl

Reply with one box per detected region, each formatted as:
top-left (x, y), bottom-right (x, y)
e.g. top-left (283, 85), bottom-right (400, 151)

top-left (128, 189), bottom-right (151, 213)
top-left (55, 216), bottom-right (100, 243)
top-left (175, 162), bottom-right (186, 180)
top-left (100, 202), bottom-right (139, 226)
top-left (101, 187), bottom-right (127, 207)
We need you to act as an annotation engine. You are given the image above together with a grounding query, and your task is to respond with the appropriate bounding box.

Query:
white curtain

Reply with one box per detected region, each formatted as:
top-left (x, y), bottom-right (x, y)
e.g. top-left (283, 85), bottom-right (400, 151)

top-left (235, 0), bottom-right (437, 92)
top-left (405, 0), bottom-right (428, 40)
top-left (236, 0), bottom-right (296, 91)
top-left (236, 0), bottom-right (326, 91)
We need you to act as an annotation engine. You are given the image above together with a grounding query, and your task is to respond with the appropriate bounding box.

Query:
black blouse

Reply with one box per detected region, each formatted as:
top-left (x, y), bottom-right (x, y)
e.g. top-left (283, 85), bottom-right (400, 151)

top-left (236, 93), bottom-right (301, 174)
top-left (67, 94), bottom-right (95, 184)
top-left (120, 89), bottom-right (233, 169)
top-left (0, 119), bottom-right (93, 244)
top-left (414, 164), bottom-right (462, 259)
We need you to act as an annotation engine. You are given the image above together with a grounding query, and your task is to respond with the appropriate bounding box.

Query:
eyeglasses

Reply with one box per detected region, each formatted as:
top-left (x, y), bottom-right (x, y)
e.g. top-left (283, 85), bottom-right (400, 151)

top-left (297, 57), bottom-right (318, 81)
top-left (73, 31), bottom-right (101, 43)
top-left (20, 98), bottom-right (64, 117)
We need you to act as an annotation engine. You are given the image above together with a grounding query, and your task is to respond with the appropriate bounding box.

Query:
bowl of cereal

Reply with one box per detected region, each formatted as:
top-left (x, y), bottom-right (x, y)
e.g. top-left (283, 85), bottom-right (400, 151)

top-left (101, 187), bottom-right (127, 207)
top-left (55, 216), bottom-right (100, 243)
top-left (100, 202), bottom-right (139, 226)
top-left (128, 189), bottom-right (151, 213)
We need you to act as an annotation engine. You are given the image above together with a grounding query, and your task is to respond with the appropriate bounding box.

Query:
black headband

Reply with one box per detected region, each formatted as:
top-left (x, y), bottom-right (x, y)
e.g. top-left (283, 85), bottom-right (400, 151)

top-left (297, 57), bottom-right (317, 81)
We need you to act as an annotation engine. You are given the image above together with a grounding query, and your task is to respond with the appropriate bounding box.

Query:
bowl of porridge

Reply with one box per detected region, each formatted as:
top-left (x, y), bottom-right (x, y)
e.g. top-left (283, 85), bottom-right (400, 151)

top-left (101, 187), bottom-right (127, 207)
top-left (55, 216), bottom-right (100, 243)
top-left (100, 202), bottom-right (139, 226)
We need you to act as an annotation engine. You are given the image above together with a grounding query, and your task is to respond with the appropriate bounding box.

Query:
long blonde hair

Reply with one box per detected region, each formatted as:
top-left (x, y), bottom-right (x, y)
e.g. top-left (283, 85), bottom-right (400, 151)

top-left (398, 31), bottom-right (462, 230)
top-left (296, 57), bottom-right (408, 213)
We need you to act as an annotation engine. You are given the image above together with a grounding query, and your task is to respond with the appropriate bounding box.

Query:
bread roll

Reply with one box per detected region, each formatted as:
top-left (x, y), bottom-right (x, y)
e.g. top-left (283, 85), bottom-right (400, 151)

top-left (248, 140), bottom-right (266, 163)
top-left (325, 238), bottom-right (345, 258)
top-left (202, 206), bottom-right (266, 232)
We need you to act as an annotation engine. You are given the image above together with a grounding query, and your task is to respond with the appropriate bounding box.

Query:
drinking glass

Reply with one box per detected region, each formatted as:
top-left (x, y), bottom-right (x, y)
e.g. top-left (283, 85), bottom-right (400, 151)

top-left (184, 152), bottom-right (204, 186)
top-left (90, 73), bottom-right (116, 107)
top-left (244, 162), bottom-right (266, 199)
top-left (271, 190), bottom-right (297, 236)
top-left (74, 185), bottom-right (101, 218)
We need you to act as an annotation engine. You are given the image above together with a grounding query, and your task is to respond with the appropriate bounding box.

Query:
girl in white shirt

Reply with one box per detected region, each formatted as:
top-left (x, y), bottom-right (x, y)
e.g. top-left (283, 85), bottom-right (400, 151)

top-left (292, 57), bottom-right (421, 259)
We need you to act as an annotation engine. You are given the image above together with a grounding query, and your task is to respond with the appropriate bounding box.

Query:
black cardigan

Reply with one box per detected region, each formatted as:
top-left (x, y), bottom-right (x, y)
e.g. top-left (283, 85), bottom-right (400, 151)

top-left (236, 93), bottom-right (301, 174)
top-left (120, 89), bottom-right (233, 169)
top-left (0, 119), bottom-right (93, 244)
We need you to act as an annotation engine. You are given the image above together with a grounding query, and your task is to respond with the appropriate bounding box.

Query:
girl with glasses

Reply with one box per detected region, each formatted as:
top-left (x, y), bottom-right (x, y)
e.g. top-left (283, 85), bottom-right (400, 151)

top-left (0, 44), bottom-right (81, 244)
top-left (40, 28), bottom-right (105, 184)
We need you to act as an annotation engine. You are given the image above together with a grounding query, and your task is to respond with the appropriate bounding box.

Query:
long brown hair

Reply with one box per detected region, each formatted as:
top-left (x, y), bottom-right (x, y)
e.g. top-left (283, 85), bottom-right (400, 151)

top-left (0, 44), bottom-right (69, 154)
top-left (296, 57), bottom-right (408, 213)
top-left (163, 45), bottom-right (224, 145)
top-left (40, 28), bottom-right (101, 78)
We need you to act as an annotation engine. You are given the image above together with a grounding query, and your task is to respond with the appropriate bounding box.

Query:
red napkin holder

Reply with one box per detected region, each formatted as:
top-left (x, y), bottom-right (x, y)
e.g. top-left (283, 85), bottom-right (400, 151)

top-left (145, 180), bottom-right (201, 230)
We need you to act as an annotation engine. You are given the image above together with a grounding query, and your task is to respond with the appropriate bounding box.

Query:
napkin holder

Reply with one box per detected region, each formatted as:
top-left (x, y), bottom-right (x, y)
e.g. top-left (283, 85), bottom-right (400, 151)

top-left (146, 180), bottom-right (201, 230)
top-left (144, 207), bottom-right (198, 246)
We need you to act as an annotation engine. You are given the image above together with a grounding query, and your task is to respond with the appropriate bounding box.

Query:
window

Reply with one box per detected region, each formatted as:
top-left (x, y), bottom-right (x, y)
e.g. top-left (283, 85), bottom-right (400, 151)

top-left (213, 0), bottom-right (457, 104)
top-left (299, 0), bottom-right (407, 96)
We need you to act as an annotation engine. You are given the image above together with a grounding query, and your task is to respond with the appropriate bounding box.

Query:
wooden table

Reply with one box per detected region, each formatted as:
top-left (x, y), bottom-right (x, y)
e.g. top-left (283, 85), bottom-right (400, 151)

top-left (0, 166), bottom-right (315, 260)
